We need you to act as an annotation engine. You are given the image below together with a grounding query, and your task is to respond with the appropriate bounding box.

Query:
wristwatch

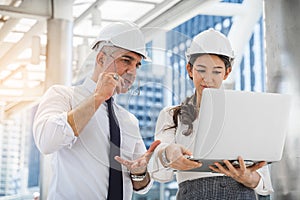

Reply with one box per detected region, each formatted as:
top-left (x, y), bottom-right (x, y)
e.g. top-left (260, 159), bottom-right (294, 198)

top-left (130, 171), bottom-right (147, 182)
top-left (161, 147), bottom-right (171, 167)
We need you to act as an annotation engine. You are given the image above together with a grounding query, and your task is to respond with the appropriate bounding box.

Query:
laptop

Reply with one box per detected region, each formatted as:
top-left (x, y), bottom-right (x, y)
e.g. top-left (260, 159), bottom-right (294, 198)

top-left (186, 88), bottom-right (292, 172)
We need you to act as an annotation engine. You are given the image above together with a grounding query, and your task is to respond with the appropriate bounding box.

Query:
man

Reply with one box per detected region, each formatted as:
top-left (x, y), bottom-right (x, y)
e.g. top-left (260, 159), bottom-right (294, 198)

top-left (33, 21), bottom-right (160, 200)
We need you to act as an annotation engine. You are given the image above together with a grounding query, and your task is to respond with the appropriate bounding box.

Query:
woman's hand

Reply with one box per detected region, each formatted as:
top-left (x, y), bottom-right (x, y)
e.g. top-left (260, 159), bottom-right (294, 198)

top-left (209, 156), bottom-right (266, 188)
top-left (115, 140), bottom-right (161, 175)
top-left (161, 143), bottom-right (202, 170)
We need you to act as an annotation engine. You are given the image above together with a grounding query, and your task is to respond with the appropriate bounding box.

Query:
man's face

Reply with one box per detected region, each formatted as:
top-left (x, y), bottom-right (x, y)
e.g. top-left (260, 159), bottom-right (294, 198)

top-left (103, 48), bottom-right (142, 94)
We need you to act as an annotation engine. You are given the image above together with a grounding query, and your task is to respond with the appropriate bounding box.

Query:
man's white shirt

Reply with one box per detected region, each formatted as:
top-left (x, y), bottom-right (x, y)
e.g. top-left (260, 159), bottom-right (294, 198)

top-left (33, 78), bottom-right (152, 200)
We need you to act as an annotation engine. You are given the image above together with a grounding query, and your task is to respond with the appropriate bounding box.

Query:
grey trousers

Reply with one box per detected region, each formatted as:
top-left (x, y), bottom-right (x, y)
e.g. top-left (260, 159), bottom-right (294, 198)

top-left (177, 176), bottom-right (257, 200)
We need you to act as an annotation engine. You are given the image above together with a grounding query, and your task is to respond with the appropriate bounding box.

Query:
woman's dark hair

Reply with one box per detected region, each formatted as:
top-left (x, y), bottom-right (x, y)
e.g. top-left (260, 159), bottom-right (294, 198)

top-left (166, 53), bottom-right (233, 134)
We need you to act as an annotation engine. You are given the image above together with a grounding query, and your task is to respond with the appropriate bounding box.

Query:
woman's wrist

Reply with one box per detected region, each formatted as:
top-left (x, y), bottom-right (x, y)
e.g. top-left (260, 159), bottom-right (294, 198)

top-left (160, 147), bottom-right (171, 167)
top-left (244, 171), bottom-right (261, 189)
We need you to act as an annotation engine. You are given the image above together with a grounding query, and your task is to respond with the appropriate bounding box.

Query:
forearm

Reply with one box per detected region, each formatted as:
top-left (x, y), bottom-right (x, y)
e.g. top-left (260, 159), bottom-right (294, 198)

top-left (67, 94), bottom-right (105, 136)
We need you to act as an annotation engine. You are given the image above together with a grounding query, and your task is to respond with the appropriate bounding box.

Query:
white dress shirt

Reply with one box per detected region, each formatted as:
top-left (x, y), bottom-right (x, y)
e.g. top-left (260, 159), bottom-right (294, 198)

top-left (33, 78), bottom-right (152, 200)
top-left (149, 106), bottom-right (274, 196)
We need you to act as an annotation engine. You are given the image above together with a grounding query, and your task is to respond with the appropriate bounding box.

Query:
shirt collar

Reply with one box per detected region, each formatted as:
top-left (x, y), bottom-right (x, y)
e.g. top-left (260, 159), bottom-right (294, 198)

top-left (82, 77), bottom-right (96, 94)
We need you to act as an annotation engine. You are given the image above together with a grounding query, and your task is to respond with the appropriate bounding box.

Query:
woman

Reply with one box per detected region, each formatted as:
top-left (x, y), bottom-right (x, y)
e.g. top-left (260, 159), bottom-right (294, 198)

top-left (149, 28), bottom-right (273, 199)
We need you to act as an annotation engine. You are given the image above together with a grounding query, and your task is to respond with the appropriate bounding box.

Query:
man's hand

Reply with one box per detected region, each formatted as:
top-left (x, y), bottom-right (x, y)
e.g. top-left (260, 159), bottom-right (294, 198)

top-left (95, 72), bottom-right (122, 101)
top-left (115, 140), bottom-right (161, 175)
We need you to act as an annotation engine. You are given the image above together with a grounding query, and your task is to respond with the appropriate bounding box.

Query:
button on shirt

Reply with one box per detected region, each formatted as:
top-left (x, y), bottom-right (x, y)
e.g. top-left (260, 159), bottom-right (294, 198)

top-left (149, 106), bottom-right (274, 196)
top-left (33, 78), bottom-right (152, 200)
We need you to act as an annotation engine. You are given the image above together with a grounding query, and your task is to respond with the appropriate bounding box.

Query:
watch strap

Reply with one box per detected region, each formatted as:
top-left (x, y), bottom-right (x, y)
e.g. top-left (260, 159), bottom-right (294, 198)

top-left (130, 171), bottom-right (147, 182)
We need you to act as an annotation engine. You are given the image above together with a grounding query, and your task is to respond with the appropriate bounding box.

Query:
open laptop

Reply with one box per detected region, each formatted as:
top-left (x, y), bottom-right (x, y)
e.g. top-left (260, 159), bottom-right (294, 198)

top-left (186, 88), bottom-right (292, 172)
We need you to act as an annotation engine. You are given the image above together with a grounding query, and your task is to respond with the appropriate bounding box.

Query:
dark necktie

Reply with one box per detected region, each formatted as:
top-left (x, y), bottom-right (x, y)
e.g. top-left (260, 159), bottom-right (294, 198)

top-left (106, 97), bottom-right (123, 200)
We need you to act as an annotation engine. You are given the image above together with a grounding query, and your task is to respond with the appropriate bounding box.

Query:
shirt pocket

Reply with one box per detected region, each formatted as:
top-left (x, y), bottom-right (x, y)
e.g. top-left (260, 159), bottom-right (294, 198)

top-left (121, 130), bottom-right (141, 160)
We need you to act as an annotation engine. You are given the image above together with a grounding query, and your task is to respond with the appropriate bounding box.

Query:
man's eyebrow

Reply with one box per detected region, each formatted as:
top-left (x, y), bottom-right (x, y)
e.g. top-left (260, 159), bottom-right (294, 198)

top-left (122, 55), bottom-right (135, 60)
top-left (121, 55), bottom-right (141, 66)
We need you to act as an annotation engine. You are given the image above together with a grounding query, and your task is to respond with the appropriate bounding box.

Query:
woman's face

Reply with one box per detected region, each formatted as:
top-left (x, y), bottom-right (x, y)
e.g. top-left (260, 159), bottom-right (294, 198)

top-left (187, 54), bottom-right (231, 95)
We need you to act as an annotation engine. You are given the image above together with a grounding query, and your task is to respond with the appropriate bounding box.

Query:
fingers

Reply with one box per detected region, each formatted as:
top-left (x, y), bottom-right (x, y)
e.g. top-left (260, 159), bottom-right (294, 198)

top-left (147, 140), bottom-right (161, 153)
top-left (130, 159), bottom-right (147, 174)
top-left (209, 157), bottom-right (267, 178)
top-left (113, 73), bottom-right (119, 81)
top-left (114, 156), bottom-right (132, 168)
top-left (115, 75), bottom-right (125, 94)
top-left (115, 140), bottom-right (162, 173)
top-left (169, 155), bottom-right (202, 170)
top-left (144, 140), bottom-right (161, 162)
top-left (99, 72), bottom-right (120, 85)
top-left (209, 164), bottom-right (221, 173)
top-left (249, 161), bottom-right (267, 171)
top-left (238, 156), bottom-right (247, 171)
top-left (96, 72), bottom-right (125, 98)
top-left (236, 156), bottom-right (266, 171)
top-left (210, 160), bottom-right (233, 175)
top-left (180, 146), bottom-right (193, 156)
top-left (162, 144), bottom-right (195, 170)
top-left (114, 156), bottom-right (147, 174)
top-left (169, 143), bottom-right (192, 158)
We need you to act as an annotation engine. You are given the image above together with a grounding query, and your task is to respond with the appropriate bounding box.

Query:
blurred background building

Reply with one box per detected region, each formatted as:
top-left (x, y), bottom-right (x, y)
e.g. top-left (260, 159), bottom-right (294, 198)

top-left (0, 0), bottom-right (299, 199)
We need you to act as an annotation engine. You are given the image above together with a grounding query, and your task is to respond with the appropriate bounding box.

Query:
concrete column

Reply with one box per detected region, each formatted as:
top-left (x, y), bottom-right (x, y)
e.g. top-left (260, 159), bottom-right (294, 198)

top-left (41, 1), bottom-right (73, 199)
top-left (264, 1), bottom-right (300, 199)
top-left (45, 0), bottom-right (73, 88)
top-left (45, 18), bottom-right (73, 88)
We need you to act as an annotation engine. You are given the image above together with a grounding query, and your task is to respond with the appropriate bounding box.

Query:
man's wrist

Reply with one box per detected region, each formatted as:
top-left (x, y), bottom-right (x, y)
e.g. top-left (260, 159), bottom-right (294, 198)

top-left (93, 93), bottom-right (106, 109)
top-left (130, 171), bottom-right (147, 182)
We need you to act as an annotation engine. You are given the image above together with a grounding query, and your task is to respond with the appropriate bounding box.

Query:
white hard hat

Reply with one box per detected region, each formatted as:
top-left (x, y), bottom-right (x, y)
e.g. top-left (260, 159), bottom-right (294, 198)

top-left (91, 21), bottom-right (149, 61)
top-left (33, 192), bottom-right (40, 198)
top-left (185, 28), bottom-right (234, 62)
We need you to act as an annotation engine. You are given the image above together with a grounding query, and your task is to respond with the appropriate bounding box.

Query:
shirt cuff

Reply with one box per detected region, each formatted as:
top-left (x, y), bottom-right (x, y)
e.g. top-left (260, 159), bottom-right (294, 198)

top-left (133, 177), bottom-right (154, 194)
top-left (57, 112), bottom-right (78, 148)
top-left (254, 170), bottom-right (274, 195)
